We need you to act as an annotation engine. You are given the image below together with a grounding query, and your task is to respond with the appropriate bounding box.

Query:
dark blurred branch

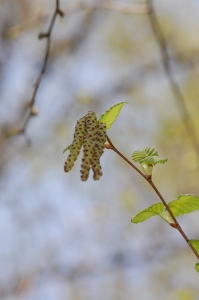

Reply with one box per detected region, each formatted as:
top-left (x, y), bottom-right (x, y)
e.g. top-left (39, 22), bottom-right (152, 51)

top-left (23, 0), bottom-right (64, 143)
top-left (6, 0), bottom-right (64, 144)
top-left (147, 0), bottom-right (199, 166)
top-left (106, 135), bottom-right (199, 260)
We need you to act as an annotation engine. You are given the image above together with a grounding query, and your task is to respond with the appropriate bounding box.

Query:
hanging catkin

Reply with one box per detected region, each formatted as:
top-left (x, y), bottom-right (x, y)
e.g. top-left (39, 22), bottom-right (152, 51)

top-left (80, 111), bottom-right (98, 181)
top-left (91, 122), bottom-right (107, 180)
top-left (64, 116), bottom-right (86, 172)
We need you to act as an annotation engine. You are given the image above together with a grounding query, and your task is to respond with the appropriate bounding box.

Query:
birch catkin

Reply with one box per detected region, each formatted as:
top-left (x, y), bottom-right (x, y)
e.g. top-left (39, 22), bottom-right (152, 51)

top-left (80, 111), bottom-right (98, 181)
top-left (92, 122), bottom-right (107, 180)
top-left (64, 116), bottom-right (86, 172)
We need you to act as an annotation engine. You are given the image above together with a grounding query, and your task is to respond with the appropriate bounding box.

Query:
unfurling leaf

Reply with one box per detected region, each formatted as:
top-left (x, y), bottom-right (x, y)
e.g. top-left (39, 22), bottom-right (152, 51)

top-left (132, 147), bottom-right (168, 167)
top-left (98, 102), bottom-right (127, 129)
top-left (168, 194), bottom-right (199, 217)
top-left (132, 147), bottom-right (158, 162)
top-left (140, 156), bottom-right (168, 165)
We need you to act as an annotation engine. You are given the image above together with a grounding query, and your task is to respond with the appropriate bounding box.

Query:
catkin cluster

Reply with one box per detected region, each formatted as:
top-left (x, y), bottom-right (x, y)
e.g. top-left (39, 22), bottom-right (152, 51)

top-left (64, 111), bottom-right (107, 181)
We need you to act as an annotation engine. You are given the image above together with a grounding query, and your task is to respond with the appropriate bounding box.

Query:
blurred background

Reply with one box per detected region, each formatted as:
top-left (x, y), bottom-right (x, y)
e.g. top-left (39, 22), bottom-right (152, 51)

top-left (0, 0), bottom-right (199, 299)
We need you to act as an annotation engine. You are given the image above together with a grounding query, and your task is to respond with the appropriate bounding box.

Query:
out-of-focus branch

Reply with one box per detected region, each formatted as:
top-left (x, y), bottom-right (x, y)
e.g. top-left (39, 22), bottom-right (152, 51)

top-left (59, 1), bottom-right (149, 16)
top-left (147, 0), bottom-right (199, 165)
top-left (22, 0), bottom-right (64, 143)
top-left (6, 0), bottom-right (64, 144)
top-left (77, 1), bottom-right (149, 15)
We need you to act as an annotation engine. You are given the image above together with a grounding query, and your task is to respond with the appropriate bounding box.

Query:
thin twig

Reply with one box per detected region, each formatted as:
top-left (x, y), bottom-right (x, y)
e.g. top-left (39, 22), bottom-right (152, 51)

top-left (147, 0), bottom-right (199, 165)
top-left (106, 136), bottom-right (146, 179)
top-left (105, 135), bottom-right (199, 260)
top-left (6, 0), bottom-right (64, 144)
top-left (23, 0), bottom-right (64, 141)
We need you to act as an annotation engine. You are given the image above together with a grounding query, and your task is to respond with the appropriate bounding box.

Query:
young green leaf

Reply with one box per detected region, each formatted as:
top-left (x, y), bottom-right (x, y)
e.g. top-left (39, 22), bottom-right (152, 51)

top-left (139, 156), bottom-right (168, 165)
top-left (188, 240), bottom-right (199, 254)
top-left (195, 263), bottom-right (199, 273)
top-left (132, 147), bottom-right (168, 167)
top-left (98, 102), bottom-right (127, 129)
top-left (63, 144), bottom-right (72, 153)
top-left (131, 203), bottom-right (164, 223)
top-left (168, 194), bottom-right (199, 217)
top-left (132, 147), bottom-right (158, 162)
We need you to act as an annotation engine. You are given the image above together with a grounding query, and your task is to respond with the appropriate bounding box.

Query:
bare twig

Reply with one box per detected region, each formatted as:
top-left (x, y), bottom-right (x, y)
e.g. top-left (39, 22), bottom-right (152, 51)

top-left (105, 135), bottom-right (199, 260)
top-left (23, 0), bottom-right (64, 142)
top-left (147, 0), bottom-right (199, 166)
top-left (6, 0), bottom-right (64, 144)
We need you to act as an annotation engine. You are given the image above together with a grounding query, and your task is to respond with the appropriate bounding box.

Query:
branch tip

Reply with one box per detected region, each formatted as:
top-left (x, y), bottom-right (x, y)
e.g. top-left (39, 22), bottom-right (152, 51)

top-left (9, 0), bottom-right (63, 141)
top-left (38, 32), bottom-right (49, 39)
top-left (57, 9), bottom-right (64, 17)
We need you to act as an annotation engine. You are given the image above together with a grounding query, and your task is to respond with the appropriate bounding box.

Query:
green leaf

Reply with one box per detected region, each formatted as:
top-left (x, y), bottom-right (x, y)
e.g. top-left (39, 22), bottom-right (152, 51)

top-left (131, 203), bottom-right (164, 223)
top-left (195, 263), bottom-right (199, 273)
top-left (168, 194), bottom-right (199, 217)
top-left (98, 102), bottom-right (127, 129)
top-left (132, 147), bottom-right (168, 167)
top-left (188, 240), bottom-right (199, 254)
top-left (140, 156), bottom-right (168, 165)
top-left (132, 147), bottom-right (158, 163)
top-left (132, 202), bottom-right (175, 224)
top-left (63, 144), bottom-right (72, 153)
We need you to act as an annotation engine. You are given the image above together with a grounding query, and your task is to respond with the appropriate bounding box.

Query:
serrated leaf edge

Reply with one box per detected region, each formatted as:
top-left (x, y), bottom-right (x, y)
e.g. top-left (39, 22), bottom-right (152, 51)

top-left (139, 156), bottom-right (168, 165)
top-left (168, 194), bottom-right (199, 216)
top-left (131, 203), bottom-right (164, 223)
top-left (132, 147), bottom-right (168, 166)
top-left (98, 102), bottom-right (127, 129)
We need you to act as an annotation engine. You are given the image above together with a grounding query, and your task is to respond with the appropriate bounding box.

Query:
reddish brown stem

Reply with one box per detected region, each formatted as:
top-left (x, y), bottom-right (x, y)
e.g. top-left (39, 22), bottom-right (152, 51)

top-left (106, 135), bottom-right (199, 260)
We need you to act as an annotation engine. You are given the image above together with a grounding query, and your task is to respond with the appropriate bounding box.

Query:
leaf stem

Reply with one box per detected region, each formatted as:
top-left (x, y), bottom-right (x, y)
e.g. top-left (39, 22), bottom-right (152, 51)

top-left (105, 135), bottom-right (199, 260)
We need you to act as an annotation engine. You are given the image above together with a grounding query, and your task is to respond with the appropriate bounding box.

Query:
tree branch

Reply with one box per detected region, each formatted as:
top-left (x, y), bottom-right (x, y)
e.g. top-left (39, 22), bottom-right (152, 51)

top-left (6, 0), bottom-right (64, 144)
top-left (105, 135), bottom-right (199, 260)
